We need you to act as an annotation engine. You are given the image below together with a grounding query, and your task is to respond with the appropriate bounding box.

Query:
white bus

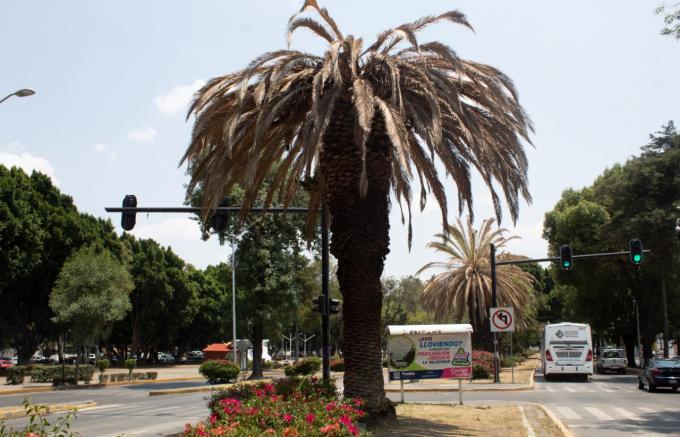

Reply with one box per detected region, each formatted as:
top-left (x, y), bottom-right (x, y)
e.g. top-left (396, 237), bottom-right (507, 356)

top-left (541, 322), bottom-right (593, 381)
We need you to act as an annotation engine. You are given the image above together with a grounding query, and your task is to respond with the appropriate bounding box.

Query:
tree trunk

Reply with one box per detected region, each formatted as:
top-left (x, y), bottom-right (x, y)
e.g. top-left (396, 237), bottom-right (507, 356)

top-left (322, 98), bottom-right (395, 420)
top-left (622, 333), bottom-right (636, 368)
top-left (661, 271), bottom-right (669, 358)
top-left (249, 321), bottom-right (264, 379)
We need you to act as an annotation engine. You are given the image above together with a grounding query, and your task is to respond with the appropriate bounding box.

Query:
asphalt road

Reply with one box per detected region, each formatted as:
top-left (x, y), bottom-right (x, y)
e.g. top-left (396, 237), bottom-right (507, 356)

top-left (2, 371), bottom-right (678, 436)
top-left (0, 382), bottom-right (212, 437)
top-left (386, 369), bottom-right (680, 437)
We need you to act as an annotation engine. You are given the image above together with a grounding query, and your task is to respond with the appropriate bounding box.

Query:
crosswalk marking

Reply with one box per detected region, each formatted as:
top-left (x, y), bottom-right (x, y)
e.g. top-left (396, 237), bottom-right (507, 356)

top-left (611, 407), bottom-right (642, 421)
top-left (557, 406), bottom-right (581, 420)
top-left (583, 406), bottom-right (614, 421)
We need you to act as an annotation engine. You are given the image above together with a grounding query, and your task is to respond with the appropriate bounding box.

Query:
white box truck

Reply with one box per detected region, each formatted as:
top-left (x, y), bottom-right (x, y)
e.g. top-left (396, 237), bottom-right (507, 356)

top-left (541, 322), bottom-right (593, 381)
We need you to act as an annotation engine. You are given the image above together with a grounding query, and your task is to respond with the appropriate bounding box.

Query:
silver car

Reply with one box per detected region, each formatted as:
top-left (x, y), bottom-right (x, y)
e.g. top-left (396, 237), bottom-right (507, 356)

top-left (597, 349), bottom-right (627, 374)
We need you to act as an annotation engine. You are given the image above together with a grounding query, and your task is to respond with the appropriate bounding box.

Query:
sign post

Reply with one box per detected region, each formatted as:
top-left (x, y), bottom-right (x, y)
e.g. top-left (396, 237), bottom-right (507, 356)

top-left (386, 324), bottom-right (473, 404)
top-left (490, 307), bottom-right (515, 384)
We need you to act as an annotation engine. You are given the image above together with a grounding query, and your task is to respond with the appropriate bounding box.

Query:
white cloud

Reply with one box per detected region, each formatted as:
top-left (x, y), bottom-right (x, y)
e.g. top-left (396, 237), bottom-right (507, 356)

top-left (94, 143), bottom-right (117, 161)
top-left (127, 126), bottom-right (157, 143)
top-left (0, 151), bottom-right (60, 186)
top-left (1, 141), bottom-right (25, 153)
top-left (154, 79), bottom-right (206, 115)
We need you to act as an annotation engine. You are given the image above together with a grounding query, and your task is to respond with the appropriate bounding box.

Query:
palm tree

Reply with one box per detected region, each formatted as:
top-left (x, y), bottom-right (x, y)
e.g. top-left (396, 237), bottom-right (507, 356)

top-left (181, 0), bottom-right (532, 416)
top-left (418, 218), bottom-right (535, 346)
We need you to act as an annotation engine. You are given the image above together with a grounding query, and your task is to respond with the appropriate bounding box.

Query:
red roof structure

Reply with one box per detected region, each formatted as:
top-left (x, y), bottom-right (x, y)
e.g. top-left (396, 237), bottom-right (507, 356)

top-left (202, 343), bottom-right (233, 360)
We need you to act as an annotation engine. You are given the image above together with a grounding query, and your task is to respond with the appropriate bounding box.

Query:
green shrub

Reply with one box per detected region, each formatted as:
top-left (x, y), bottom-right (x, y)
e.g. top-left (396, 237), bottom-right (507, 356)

top-left (262, 360), bottom-right (273, 370)
top-left (283, 357), bottom-right (321, 377)
top-left (472, 363), bottom-right (490, 379)
top-left (271, 360), bottom-right (283, 369)
top-left (125, 358), bottom-right (136, 380)
top-left (199, 359), bottom-right (240, 384)
top-left (5, 366), bottom-right (25, 385)
top-left (145, 371), bottom-right (158, 380)
top-left (330, 358), bottom-right (345, 372)
top-left (29, 365), bottom-right (94, 384)
top-left (96, 359), bottom-right (109, 383)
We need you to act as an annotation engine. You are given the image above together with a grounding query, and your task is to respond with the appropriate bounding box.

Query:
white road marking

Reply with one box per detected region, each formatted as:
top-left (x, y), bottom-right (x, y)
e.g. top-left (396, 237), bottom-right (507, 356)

top-left (611, 407), bottom-right (642, 421)
top-left (557, 406), bottom-right (581, 420)
top-left (564, 387), bottom-right (576, 393)
top-left (637, 407), bottom-right (655, 413)
top-left (519, 406), bottom-right (536, 437)
top-left (78, 404), bottom-right (124, 412)
top-left (583, 406), bottom-right (614, 421)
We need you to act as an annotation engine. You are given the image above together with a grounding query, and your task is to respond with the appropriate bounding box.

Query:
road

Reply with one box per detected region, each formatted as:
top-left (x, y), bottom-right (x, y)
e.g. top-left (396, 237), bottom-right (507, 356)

top-left (386, 369), bottom-right (680, 437)
top-left (0, 382), bottom-right (211, 437)
top-left (1, 371), bottom-right (678, 436)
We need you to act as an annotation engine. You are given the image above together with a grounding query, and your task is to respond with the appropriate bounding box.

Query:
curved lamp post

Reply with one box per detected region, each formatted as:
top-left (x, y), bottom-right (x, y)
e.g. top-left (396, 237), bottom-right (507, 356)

top-left (0, 88), bottom-right (36, 105)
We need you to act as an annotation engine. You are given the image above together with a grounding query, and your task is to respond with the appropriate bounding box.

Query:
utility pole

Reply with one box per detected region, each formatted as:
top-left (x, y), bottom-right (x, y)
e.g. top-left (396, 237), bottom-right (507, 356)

top-left (490, 243), bottom-right (500, 384)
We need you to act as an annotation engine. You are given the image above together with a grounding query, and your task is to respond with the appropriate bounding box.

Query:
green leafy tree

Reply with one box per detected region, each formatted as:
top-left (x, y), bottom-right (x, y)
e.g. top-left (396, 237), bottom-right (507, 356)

top-left (0, 165), bottom-right (122, 363)
top-left (656, 4), bottom-right (680, 40)
top-left (50, 245), bottom-right (133, 383)
top-left (544, 122), bottom-right (680, 364)
top-left (181, 1), bottom-right (532, 415)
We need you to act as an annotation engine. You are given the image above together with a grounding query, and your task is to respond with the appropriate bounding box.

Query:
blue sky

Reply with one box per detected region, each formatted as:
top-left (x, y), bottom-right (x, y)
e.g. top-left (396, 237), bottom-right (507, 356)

top-left (2, 1), bottom-right (679, 277)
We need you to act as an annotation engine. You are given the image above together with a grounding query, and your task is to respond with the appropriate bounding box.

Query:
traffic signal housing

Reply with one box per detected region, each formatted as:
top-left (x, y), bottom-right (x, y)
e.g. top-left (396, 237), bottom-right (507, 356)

top-left (559, 245), bottom-right (573, 270)
top-left (316, 295), bottom-right (326, 315)
top-left (329, 298), bottom-right (340, 314)
top-left (121, 195), bottom-right (137, 231)
top-left (629, 239), bottom-right (643, 265)
top-left (210, 197), bottom-right (231, 233)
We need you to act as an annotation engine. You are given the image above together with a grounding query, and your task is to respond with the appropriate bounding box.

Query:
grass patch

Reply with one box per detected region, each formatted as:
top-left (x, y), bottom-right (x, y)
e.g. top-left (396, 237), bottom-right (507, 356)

top-left (371, 404), bottom-right (534, 437)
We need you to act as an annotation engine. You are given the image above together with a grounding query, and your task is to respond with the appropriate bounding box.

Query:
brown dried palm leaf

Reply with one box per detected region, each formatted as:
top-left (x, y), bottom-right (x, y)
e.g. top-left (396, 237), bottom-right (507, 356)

top-left (182, 2), bottom-right (533, 241)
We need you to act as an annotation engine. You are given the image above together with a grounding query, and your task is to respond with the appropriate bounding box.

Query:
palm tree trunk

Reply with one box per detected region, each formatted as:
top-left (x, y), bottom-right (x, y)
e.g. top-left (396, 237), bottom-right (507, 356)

top-left (322, 98), bottom-right (395, 420)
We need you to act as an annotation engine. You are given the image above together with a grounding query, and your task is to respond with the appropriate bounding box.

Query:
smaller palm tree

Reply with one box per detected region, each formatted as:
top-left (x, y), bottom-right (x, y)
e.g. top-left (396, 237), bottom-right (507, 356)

top-left (417, 218), bottom-right (535, 338)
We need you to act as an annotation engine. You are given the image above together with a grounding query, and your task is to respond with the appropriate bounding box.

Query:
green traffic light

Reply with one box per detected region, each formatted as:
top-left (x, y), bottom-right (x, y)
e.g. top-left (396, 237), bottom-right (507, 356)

top-left (563, 261), bottom-right (571, 268)
top-left (633, 254), bottom-right (642, 263)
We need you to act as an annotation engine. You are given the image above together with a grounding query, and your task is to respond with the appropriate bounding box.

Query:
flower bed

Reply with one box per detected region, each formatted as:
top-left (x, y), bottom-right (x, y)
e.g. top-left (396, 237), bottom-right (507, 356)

top-left (472, 350), bottom-right (493, 380)
top-left (183, 377), bottom-right (367, 436)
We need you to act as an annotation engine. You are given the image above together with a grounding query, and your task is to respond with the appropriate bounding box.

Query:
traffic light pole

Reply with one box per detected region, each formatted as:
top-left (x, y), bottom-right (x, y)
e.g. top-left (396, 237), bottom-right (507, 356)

top-left (321, 201), bottom-right (331, 381)
top-left (490, 243), bottom-right (500, 384)
top-left (488, 244), bottom-right (650, 383)
top-left (106, 201), bottom-right (333, 382)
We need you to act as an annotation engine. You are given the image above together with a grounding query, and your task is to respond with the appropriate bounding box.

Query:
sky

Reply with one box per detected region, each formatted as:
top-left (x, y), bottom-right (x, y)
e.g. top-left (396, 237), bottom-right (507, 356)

top-left (2, 1), bottom-right (679, 278)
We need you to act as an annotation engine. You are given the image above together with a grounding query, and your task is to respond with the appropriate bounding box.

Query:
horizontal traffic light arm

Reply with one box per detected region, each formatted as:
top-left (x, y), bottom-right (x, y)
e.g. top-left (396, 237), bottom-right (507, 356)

top-left (495, 250), bottom-right (651, 266)
top-left (105, 206), bottom-right (313, 214)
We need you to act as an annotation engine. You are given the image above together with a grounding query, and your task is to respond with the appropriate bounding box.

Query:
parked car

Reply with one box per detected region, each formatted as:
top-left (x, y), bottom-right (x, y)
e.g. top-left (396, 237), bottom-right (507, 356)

top-left (638, 358), bottom-right (680, 392)
top-left (0, 357), bottom-right (14, 369)
top-left (597, 349), bottom-right (627, 374)
top-left (182, 350), bottom-right (204, 363)
top-left (158, 352), bottom-right (176, 364)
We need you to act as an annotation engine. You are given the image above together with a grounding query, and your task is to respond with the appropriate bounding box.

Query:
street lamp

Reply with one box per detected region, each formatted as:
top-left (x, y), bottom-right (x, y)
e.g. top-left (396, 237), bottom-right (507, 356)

top-left (0, 88), bottom-right (36, 105)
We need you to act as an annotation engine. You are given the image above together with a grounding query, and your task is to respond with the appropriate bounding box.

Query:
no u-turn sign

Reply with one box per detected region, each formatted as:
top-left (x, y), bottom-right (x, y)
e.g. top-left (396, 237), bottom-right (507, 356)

top-left (490, 307), bottom-right (515, 332)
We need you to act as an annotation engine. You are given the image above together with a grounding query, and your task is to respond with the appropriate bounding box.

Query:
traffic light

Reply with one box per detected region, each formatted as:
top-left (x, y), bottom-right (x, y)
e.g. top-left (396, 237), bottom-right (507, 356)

top-left (559, 245), bottom-right (573, 270)
top-left (329, 298), bottom-right (340, 314)
top-left (121, 195), bottom-right (137, 231)
top-left (629, 239), bottom-right (643, 265)
top-left (316, 295), bottom-right (326, 315)
top-left (210, 197), bottom-right (231, 233)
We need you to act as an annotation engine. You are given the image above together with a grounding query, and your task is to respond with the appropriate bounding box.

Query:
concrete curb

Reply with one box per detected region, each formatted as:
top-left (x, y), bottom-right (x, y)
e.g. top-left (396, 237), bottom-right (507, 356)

top-left (383, 364), bottom-right (537, 393)
top-left (0, 376), bottom-right (205, 397)
top-left (535, 403), bottom-right (575, 437)
top-left (148, 379), bottom-right (272, 396)
top-left (0, 401), bottom-right (97, 420)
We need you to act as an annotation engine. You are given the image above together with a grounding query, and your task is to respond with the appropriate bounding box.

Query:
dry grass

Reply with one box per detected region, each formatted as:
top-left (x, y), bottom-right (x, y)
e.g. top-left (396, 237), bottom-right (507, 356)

top-left (371, 404), bottom-right (526, 437)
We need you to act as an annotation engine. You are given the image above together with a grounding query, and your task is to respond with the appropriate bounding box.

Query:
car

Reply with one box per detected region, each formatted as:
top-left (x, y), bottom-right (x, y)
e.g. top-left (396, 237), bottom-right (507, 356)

top-left (638, 358), bottom-right (680, 392)
top-left (158, 352), bottom-right (176, 364)
top-left (0, 357), bottom-right (14, 369)
top-left (182, 351), bottom-right (204, 363)
top-left (597, 349), bottom-right (627, 374)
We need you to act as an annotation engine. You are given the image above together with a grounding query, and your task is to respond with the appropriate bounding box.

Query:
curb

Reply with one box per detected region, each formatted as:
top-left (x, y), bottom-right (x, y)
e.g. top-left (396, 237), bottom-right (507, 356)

top-left (0, 401), bottom-right (97, 420)
top-left (0, 376), bottom-right (205, 397)
top-left (383, 364), bottom-right (537, 393)
top-left (149, 379), bottom-right (272, 396)
top-left (535, 404), bottom-right (575, 437)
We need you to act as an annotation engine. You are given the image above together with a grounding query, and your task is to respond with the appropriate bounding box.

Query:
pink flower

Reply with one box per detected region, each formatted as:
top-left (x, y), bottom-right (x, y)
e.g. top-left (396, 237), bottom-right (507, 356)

top-left (306, 413), bottom-right (315, 424)
top-left (264, 429), bottom-right (276, 435)
top-left (353, 398), bottom-right (363, 407)
top-left (209, 414), bottom-right (217, 424)
top-left (283, 413), bottom-right (293, 423)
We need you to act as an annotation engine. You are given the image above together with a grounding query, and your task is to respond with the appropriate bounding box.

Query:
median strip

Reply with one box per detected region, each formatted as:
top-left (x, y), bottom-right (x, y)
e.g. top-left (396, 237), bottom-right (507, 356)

top-left (0, 401), bottom-right (97, 420)
top-left (148, 379), bottom-right (272, 396)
